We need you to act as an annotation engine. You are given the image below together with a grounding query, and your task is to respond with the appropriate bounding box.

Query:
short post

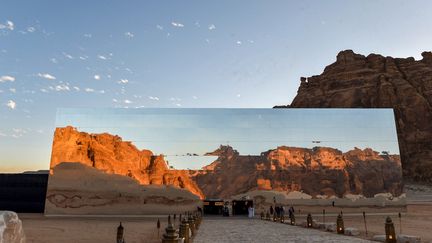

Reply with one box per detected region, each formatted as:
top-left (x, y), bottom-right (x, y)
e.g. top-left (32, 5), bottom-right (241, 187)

top-left (179, 217), bottom-right (190, 243)
top-left (385, 216), bottom-right (397, 243)
top-left (188, 213), bottom-right (196, 237)
top-left (260, 211), bottom-right (264, 220)
top-left (363, 211), bottom-right (368, 236)
top-left (116, 222), bottom-right (124, 243)
top-left (290, 213), bottom-right (296, 225)
top-left (322, 209), bottom-right (326, 225)
top-left (157, 218), bottom-right (160, 238)
top-left (161, 215), bottom-right (179, 243)
top-left (398, 212), bottom-right (402, 234)
top-left (307, 213), bottom-right (313, 228)
top-left (266, 211), bottom-right (270, 221)
top-left (336, 213), bottom-right (344, 234)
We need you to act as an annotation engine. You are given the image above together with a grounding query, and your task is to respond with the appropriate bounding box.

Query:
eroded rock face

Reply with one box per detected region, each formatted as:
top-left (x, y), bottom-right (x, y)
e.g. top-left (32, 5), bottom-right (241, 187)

top-left (280, 50), bottom-right (432, 182)
top-left (0, 211), bottom-right (26, 243)
top-left (50, 126), bottom-right (204, 199)
top-left (192, 145), bottom-right (402, 199)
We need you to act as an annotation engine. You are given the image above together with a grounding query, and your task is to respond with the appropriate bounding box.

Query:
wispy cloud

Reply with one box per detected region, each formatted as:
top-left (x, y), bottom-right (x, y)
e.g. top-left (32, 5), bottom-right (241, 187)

top-left (54, 84), bottom-right (70, 91)
top-left (208, 24), bottom-right (216, 30)
top-left (97, 55), bottom-right (107, 60)
top-left (118, 79), bottom-right (129, 84)
top-left (171, 22), bottom-right (184, 28)
top-left (94, 74), bottom-right (101, 80)
top-left (38, 73), bottom-right (56, 80)
top-left (0, 20), bottom-right (14, 31)
top-left (124, 99), bottom-right (132, 104)
top-left (6, 100), bottom-right (16, 109)
top-left (0, 75), bottom-right (15, 82)
top-left (156, 25), bottom-right (163, 30)
top-left (84, 88), bottom-right (94, 92)
top-left (27, 26), bottom-right (36, 33)
top-left (148, 96), bottom-right (159, 101)
top-left (125, 32), bottom-right (134, 38)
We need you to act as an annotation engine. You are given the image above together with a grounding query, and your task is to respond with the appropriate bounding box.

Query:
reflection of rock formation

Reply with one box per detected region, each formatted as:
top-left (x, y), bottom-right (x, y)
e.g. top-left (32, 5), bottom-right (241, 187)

top-left (192, 145), bottom-right (402, 199)
top-left (275, 50), bottom-right (432, 182)
top-left (45, 162), bottom-right (200, 214)
top-left (50, 127), bottom-right (204, 199)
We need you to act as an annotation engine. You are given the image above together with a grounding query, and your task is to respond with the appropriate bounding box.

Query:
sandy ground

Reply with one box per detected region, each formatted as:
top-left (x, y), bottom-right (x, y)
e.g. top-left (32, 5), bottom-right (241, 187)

top-left (194, 218), bottom-right (373, 243)
top-left (19, 204), bottom-right (432, 243)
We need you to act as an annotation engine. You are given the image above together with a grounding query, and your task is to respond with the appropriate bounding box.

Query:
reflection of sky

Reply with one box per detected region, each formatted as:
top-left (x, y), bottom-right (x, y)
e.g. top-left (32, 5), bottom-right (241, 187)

top-left (55, 108), bottom-right (400, 169)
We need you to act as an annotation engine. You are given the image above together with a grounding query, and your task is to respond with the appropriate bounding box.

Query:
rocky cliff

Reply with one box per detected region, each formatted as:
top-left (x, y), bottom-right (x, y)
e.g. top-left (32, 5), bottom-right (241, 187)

top-left (50, 126), bottom-right (204, 198)
top-left (276, 50), bottom-right (432, 182)
top-left (192, 145), bottom-right (402, 199)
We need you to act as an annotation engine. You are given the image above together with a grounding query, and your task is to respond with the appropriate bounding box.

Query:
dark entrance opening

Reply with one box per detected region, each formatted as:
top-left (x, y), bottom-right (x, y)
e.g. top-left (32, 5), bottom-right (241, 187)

top-left (203, 199), bottom-right (224, 215)
top-left (232, 200), bottom-right (253, 215)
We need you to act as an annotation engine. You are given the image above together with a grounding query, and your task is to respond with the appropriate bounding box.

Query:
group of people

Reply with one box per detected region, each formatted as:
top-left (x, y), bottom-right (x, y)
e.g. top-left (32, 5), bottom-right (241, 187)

top-left (268, 205), bottom-right (295, 220)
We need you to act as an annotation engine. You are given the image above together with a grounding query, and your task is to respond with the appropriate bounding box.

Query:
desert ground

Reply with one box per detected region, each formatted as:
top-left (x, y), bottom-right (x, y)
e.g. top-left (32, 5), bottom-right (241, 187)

top-left (19, 204), bottom-right (431, 243)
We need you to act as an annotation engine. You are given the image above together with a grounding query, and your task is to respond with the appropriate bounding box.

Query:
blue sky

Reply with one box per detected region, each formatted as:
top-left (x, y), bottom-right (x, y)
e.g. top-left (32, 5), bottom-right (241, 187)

top-left (55, 108), bottom-right (400, 169)
top-left (0, 0), bottom-right (430, 172)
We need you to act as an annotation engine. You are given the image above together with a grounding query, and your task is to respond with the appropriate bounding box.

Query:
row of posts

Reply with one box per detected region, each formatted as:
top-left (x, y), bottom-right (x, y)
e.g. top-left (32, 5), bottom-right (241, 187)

top-left (116, 211), bottom-right (202, 243)
top-left (260, 209), bottom-right (399, 243)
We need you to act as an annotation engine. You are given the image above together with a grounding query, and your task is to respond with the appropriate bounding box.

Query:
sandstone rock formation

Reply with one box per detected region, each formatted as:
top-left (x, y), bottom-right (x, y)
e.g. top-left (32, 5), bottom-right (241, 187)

top-left (276, 50), bottom-right (432, 182)
top-left (50, 126), bottom-right (204, 198)
top-left (192, 145), bottom-right (402, 199)
top-left (0, 211), bottom-right (26, 243)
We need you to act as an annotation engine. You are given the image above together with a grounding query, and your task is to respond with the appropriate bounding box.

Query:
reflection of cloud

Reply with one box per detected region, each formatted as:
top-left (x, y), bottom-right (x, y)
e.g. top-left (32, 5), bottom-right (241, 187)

top-left (6, 100), bottom-right (16, 109)
top-left (0, 20), bottom-right (14, 30)
top-left (0, 75), bottom-right (15, 82)
top-left (171, 22), bottom-right (184, 28)
top-left (38, 73), bottom-right (56, 80)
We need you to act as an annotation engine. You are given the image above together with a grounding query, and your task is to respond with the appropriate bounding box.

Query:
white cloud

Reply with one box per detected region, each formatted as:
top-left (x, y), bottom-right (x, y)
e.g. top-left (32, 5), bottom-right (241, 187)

top-left (171, 22), bottom-right (184, 28)
top-left (0, 20), bottom-right (14, 31)
top-left (156, 25), bottom-right (163, 30)
top-left (63, 52), bottom-right (74, 59)
top-left (38, 73), bottom-right (56, 80)
top-left (125, 32), bottom-right (134, 38)
top-left (192, 96), bottom-right (198, 100)
top-left (236, 41), bottom-right (242, 45)
top-left (50, 58), bottom-right (58, 64)
top-left (94, 74), bottom-right (101, 80)
top-left (83, 33), bottom-right (92, 38)
top-left (208, 24), bottom-right (216, 30)
top-left (85, 88), bottom-right (94, 92)
top-left (55, 84), bottom-right (70, 91)
top-left (73, 86), bottom-right (80, 91)
top-left (118, 79), bottom-right (128, 84)
top-left (237, 94), bottom-right (241, 98)
top-left (0, 131), bottom-right (6, 137)
top-left (99, 90), bottom-right (105, 94)
top-left (175, 103), bottom-right (182, 107)
top-left (27, 26), bottom-right (36, 33)
top-left (98, 55), bottom-right (107, 60)
top-left (9, 88), bottom-right (16, 93)
top-left (124, 99), bottom-right (132, 104)
top-left (112, 98), bottom-right (118, 103)
top-left (0, 75), bottom-right (15, 82)
top-left (148, 96), bottom-right (159, 101)
top-left (40, 88), bottom-right (48, 93)
top-left (6, 100), bottom-right (16, 109)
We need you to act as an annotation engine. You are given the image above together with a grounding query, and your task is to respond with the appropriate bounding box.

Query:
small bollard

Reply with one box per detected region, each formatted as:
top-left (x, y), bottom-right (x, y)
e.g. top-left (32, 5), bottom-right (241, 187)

top-left (281, 214), bottom-right (285, 223)
top-left (306, 213), bottom-right (313, 228)
top-left (187, 213), bottom-right (196, 237)
top-left (157, 218), bottom-right (161, 238)
top-left (363, 211), bottom-right (368, 236)
top-left (336, 213), bottom-right (344, 234)
top-left (161, 215), bottom-right (179, 243)
top-left (260, 211), bottom-right (264, 220)
top-left (290, 213), bottom-right (296, 225)
top-left (398, 212), bottom-right (402, 234)
top-left (266, 211), bottom-right (270, 221)
top-left (179, 217), bottom-right (190, 243)
top-left (116, 222), bottom-right (124, 243)
top-left (385, 216), bottom-right (397, 243)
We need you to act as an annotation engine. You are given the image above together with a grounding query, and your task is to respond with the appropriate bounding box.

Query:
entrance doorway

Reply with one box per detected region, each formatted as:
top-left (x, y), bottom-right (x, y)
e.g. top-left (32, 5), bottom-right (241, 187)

top-left (232, 200), bottom-right (253, 215)
top-left (203, 200), bottom-right (224, 215)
